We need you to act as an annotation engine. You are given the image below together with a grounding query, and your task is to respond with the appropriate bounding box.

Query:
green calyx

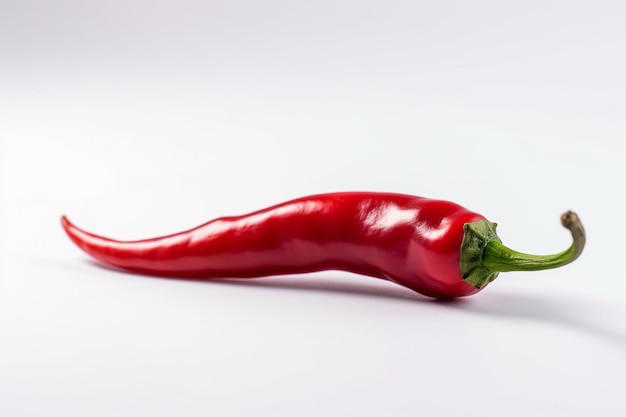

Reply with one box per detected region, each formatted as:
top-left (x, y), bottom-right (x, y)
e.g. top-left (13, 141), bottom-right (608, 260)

top-left (460, 220), bottom-right (501, 288)
top-left (460, 211), bottom-right (586, 289)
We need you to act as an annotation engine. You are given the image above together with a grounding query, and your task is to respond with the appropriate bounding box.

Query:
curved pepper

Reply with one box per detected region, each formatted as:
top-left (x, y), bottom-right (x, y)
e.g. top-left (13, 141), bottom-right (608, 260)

top-left (61, 192), bottom-right (585, 299)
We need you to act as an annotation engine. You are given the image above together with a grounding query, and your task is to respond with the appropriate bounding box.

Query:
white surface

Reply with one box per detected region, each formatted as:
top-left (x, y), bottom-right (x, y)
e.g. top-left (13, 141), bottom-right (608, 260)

top-left (1, 1), bottom-right (625, 416)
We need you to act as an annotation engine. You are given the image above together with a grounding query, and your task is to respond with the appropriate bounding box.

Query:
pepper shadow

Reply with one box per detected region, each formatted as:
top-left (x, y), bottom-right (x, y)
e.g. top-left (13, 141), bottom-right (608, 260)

top-left (86, 260), bottom-right (626, 349)
top-left (86, 259), bottom-right (439, 304)
top-left (212, 277), bottom-right (626, 350)
top-left (446, 289), bottom-right (626, 349)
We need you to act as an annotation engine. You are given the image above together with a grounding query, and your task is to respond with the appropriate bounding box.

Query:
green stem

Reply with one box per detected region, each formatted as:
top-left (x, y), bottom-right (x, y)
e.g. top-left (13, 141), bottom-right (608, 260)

top-left (460, 211), bottom-right (585, 289)
top-left (483, 211), bottom-right (585, 272)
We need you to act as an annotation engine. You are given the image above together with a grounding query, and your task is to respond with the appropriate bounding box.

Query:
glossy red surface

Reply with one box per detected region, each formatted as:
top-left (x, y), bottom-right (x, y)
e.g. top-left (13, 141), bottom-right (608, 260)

top-left (62, 192), bottom-right (486, 298)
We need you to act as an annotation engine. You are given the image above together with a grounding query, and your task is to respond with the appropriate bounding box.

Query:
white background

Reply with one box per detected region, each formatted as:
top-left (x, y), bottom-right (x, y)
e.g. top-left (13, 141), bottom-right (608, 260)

top-left (1, 1), bottom-right (625, 416)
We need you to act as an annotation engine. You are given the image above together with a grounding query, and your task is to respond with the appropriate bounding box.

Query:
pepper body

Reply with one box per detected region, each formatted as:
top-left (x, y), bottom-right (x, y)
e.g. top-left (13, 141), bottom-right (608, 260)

top-left (62, 192), bottom-right (486, 298)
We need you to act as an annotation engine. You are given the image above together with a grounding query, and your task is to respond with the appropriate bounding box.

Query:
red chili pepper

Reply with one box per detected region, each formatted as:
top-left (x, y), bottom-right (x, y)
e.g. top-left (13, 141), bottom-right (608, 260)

top-left (61, 192), bottom-right (585, 299)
